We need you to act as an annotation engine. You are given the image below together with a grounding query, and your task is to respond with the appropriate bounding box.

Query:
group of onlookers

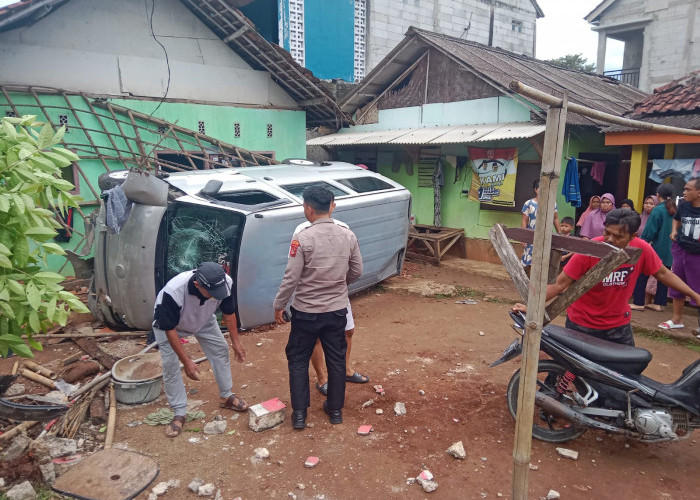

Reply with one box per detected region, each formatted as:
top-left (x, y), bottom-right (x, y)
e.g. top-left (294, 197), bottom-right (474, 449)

top-left (521, 178), bottom-right (700, 338)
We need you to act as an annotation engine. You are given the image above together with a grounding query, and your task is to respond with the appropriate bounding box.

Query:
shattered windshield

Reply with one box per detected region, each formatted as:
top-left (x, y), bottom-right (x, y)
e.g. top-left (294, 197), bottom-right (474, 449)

top-left (162, 204), bottom-right (245, 283)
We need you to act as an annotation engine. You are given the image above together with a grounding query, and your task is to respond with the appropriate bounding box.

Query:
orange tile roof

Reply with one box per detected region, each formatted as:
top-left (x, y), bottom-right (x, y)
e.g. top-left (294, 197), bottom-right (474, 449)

top-left (632, 70), bottom-right (700, 117)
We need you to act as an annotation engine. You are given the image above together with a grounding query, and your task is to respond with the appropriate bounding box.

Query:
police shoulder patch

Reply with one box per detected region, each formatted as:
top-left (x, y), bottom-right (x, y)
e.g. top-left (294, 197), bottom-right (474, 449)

top-left (289, 239), bottom-right (300, 257)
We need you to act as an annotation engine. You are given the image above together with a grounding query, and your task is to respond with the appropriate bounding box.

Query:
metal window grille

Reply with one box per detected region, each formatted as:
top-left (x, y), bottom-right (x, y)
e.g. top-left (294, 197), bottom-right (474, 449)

top-left (59, 114), bottom-right (69, 131)
top-left (157, 125), bottom-right (166, 135)
top-left (266, 124), bottom-right (273, 138)
top-left (234, 123), bottom-right (241, 138)
top-left (5, 110), bottom-right (16, 117)
top-left (511, 20), bottom-right (522, 32)
top-left (198, 121), bottom-right (206, 134)
top-left (354, 0), bottom-right (367, 82)
top-left (289, 0), bottom-right (305, 66)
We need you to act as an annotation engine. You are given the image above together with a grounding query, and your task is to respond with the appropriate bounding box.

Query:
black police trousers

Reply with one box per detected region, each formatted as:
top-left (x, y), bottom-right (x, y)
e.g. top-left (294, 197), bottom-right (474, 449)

top-left (286, 306), bottom-right (347, 411)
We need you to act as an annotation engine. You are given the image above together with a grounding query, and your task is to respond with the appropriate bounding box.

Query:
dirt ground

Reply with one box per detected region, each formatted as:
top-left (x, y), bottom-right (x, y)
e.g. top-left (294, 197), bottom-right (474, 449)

top-left (2, 259), bottom-right (699, 500)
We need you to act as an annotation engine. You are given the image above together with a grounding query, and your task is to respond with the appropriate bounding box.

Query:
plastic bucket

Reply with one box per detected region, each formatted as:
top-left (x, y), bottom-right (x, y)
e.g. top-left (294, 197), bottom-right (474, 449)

top-left (111, 353), bottom-right (163, 404)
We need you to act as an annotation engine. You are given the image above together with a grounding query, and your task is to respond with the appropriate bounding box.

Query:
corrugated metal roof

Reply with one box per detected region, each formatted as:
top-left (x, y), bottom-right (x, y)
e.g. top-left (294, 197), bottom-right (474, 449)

top-left (340, 27), bottom-right (648, 127)
top-left (307, 122), bottom-right (545, 146)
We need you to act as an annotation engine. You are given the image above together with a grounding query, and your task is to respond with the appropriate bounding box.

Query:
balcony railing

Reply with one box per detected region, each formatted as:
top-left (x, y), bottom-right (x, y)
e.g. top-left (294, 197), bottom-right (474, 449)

top-left (604, 68), bottom-right (640, 88)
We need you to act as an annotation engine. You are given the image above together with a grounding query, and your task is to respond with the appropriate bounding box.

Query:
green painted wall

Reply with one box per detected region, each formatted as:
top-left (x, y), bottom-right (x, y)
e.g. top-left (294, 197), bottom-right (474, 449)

top-left (367, 129), bottom-right (610, 241)
top-left (1, 93), bottom-right (306, 275)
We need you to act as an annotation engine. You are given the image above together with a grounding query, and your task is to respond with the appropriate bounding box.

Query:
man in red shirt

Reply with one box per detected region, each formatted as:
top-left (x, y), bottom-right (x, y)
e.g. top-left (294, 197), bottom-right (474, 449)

top-left (515, 209), bottom-right (700, 346)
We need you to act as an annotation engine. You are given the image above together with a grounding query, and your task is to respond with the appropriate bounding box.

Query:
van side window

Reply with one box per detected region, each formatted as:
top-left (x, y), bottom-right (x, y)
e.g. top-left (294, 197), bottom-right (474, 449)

top-left (210, 190), bottom-right (279, 205)
top-left (281, 182), bottom-right (349, 199)
top-left (336, 177), bottom-right (394, 193)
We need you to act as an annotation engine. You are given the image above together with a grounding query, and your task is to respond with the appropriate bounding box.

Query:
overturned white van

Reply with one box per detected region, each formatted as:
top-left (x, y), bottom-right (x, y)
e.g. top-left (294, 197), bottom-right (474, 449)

top-left (89, 161), bottom-right (411, 330)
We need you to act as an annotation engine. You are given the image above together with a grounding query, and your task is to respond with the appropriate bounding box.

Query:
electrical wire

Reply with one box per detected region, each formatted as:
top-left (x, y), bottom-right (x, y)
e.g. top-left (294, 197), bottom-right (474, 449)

top-left (148, 0), bottom-right (171, 118)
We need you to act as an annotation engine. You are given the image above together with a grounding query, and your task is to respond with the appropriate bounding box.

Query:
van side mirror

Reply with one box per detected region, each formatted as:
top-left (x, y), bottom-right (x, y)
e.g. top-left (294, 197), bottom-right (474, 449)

top-left (201, 180), bottom-right (223, 196)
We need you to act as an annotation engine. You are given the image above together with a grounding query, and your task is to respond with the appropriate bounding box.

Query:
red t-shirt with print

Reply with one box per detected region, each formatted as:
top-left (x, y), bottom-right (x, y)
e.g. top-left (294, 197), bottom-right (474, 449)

top-left (563, 236), bottom-right (662, 329)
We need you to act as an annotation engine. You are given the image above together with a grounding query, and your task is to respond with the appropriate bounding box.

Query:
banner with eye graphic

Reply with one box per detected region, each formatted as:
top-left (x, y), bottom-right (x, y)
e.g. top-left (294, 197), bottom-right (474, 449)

top-left (468, 147), bottom-right (518, 207)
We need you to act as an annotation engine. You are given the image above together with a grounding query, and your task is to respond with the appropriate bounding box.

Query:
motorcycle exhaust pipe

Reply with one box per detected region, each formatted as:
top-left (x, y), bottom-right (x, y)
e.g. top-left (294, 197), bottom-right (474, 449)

top-left (535, 392), bottom-right (638, 437)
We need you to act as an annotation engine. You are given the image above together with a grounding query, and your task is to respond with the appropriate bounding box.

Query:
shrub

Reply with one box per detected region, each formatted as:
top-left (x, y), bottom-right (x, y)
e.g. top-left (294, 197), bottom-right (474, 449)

top-left (0, 115), bottom-right (89, 357)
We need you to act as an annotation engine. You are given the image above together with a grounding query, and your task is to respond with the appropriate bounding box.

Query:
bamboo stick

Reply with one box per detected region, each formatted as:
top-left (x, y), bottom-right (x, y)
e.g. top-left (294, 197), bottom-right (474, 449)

top-left (11, 360), bottom-right (19, 375)
top-left (104, 384), bottom-right (117, 449)
top-left (23, 360), bottom-right (57, 380)
top-left (19, 368), bottom-right (56, 389)
top-left (0, 421), bottom-right (39, 442)
top-left (22, 331), bottom-right (148, 340)
top-left (62, 352), bottom-right (85, 366)
top-left (509, 81), bottom-right (700, 136)
top-left (70, 372), bottom-right (111, 401)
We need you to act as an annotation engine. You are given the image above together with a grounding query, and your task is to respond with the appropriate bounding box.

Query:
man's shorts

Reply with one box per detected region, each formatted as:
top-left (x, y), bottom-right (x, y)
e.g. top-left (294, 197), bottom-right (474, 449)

top-left (668, 242), bottom-right (700, 306)
top-left (345, 302), bottom-right (354, 331)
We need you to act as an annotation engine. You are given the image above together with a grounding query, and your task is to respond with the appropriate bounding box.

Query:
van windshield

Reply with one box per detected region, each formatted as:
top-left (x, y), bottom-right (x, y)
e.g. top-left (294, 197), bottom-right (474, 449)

top-left (160, 203), bottom-right (245, 284)
top-left (280, 181), bottom-right (349, 199)
top-left (336, 177), bottom-right (394, 193)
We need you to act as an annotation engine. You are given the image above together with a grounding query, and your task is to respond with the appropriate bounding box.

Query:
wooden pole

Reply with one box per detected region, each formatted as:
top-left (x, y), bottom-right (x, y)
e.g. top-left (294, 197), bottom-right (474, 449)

top-left (104, 383), bottom-right (117, 449)
top-left (512, 93), bottom-right (568, 500)
top-left (509, 81), bottom-right (700, 137)
top-left (0, 421), bottom-right (39, 442)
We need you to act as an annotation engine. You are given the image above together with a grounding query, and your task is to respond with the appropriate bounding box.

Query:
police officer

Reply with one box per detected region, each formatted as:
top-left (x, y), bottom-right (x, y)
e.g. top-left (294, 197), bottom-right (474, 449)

top-left (153, 262), bottom-right (248, 438)
top-left (274, 186), bottom-right (363, 429)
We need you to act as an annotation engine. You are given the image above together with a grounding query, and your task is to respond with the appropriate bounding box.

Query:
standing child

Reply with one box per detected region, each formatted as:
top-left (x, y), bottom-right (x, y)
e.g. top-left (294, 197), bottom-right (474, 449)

top-left (559, 216), bottom-right (575, 267)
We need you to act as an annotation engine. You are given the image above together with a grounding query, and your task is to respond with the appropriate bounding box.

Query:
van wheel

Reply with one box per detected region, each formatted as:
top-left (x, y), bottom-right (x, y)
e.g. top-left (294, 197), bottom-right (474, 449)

top-left (98, 170), bottom-right (130, 191)
top-left (282, 158), bottom-right (321, 166)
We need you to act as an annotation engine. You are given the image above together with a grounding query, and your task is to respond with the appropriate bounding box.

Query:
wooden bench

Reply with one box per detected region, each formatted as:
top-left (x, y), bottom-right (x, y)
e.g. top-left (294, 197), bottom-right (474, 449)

top-left (406, 224), bottom-right (466, 266)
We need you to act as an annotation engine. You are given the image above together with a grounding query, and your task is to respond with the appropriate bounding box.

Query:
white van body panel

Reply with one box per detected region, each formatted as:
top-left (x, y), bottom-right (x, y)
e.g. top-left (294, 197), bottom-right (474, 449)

top-left (89, 162), bottom-right (410, 330)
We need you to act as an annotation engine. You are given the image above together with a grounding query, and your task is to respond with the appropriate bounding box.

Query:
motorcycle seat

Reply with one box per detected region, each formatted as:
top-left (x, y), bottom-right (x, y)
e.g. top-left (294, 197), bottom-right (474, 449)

top-left (543, 324), bottom-right (652, 375)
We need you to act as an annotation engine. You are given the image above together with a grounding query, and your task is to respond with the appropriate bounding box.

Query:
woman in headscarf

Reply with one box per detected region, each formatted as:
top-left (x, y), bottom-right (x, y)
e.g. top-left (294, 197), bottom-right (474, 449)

top-left (630, 185), bottom-right (676, 311)
top-left (576, 195), bottom-right (600, 231)
top-left (638, 194), bottom-right (657, 234)
top-left (579, 193), bottom-right (615, 239)
top-left (620, 198), bottom-right (636, 211)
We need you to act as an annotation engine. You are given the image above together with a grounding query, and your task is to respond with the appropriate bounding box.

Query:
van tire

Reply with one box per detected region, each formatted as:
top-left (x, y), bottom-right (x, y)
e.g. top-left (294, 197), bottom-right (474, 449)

top-left (282, 158), bottom-right (322, 167)
top-left (98, 170), bottom-right (130, 191)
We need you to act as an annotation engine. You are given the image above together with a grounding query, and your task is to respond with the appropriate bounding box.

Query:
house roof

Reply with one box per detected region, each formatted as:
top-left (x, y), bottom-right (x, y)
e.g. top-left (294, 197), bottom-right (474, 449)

top-left (602, 71), bottom-right (700, 133)
top-left (530, 0), bottom-right (545, 18)
top-left (306, 122), bottom-right (546, 147)
top-left (584, 0), bottom-right (617, 23)
top-left (0, 0), bottom-right (349, 127)
top-left (340, 27), bottom-right (647, 127)
top-left (631, 71), bottom-right (700, 117)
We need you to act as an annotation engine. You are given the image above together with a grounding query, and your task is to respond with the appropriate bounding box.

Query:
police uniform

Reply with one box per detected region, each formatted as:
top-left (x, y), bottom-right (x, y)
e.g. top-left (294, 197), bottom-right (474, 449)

top-left (273, 218), bottom-right (363, 414)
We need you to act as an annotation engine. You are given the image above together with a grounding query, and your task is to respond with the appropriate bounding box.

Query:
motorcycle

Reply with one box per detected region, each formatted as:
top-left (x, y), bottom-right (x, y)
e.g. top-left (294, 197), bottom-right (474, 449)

top-left (490, 311), bottom-right (700, 443)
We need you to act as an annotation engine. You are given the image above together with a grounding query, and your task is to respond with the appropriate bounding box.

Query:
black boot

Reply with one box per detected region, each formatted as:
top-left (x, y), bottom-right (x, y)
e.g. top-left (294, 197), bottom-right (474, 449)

top-left (291, 409), bottom-right (307, 429)
top-left (323, 400), bottom-right (342, 424)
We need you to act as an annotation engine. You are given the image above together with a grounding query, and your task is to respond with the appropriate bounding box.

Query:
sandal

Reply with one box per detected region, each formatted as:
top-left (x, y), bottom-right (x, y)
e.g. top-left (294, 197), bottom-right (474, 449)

top-left (630, 305), bottom-right (645, 311)
top-left (220, 394), bottom-right (248, 412)
top-left (658, 320), bottom-right (684, 330)
top-left (346, 372), bottom-right (370, 384)
top-left (315, 382), bottom-right (328, 396)
top-left (165, 415), bottom-right (185, 438)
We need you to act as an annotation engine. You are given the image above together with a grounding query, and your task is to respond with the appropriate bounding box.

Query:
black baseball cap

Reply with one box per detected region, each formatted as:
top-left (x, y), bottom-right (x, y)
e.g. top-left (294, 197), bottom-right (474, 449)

top-left (194, 262), bottom-right (229, 300)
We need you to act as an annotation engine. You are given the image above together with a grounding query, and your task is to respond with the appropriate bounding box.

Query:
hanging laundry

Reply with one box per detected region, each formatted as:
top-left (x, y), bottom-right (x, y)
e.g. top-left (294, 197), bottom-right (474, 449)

top-left (591, 161), bottom-right (606, 185)
top-left (649, 158), bottom-right (700, 183)
top-left (562, 158), bottom-right (581, 207)
top-left (104, 185), bottom-right (133, 234)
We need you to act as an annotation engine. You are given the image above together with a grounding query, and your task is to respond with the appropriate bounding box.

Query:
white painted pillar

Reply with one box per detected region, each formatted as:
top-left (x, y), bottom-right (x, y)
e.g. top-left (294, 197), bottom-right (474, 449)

top-left (596, 31), bottom-right (607, 74)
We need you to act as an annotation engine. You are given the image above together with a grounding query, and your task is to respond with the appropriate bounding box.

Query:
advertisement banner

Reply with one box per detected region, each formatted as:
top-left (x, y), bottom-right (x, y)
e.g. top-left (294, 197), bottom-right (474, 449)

top-left (468, 147), bottom-right (518, 207)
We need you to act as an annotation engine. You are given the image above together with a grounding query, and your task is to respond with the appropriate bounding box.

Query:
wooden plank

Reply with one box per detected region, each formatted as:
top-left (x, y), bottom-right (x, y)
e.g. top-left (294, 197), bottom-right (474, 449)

top-left (438, 233), bottom-right (463, 258)
top-left (73, 338), bottom-right (119, 370)
top-left (548, 249), bottom-right (562, 284)
top-left (52, 449), bottom-right (159, 500)
top-left (488, 224), bottom-right (530, 303)
top-left (544, 246), bottom-right (632, 322)
top-left (504, 227), bottom-right (641, 263)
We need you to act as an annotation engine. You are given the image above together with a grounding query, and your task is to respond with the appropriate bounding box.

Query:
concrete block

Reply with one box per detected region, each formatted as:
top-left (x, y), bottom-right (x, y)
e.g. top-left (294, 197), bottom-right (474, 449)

top-left (248, 397), bottom-right (286, 432)
top-left (6, 481), bottom-right (36, 500)
top-left (357, 425), bottom-right (373, 435)
top-left (556, 447), bottom-right (579, 460)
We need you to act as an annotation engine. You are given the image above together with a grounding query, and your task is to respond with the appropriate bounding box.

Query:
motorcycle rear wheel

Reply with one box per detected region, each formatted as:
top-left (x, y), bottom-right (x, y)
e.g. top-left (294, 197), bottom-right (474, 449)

top-left (506, 360), bottom-right (588, 443)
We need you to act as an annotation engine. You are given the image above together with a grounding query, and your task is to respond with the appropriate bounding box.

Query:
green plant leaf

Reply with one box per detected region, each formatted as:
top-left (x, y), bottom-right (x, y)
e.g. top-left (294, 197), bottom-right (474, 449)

top-left (13, 237), bottom-right (29, 267)
top-left (27, 309), bottom-right (41, 332)
top-left (6, 279), bottom-right (24, 296)
top-left (0, 255), bottom-right (11, 268)
top-left (11, 193), bottom-right (25, 215)
top-left (8, 341), bottom-right (34, 358)
top-left (52, 126), bottom-right (66, 145)
top-left (50, 147), bottom-right (79, 162)
top-left (37, 122), bottom-right (54, 149)
top-left (0, 243), bottom-right (10, 256)
top-left (41, 242), bottom-right (66, 255)
top-left (27, 336), bottom-right (43, 351)
top-left (29, 156), bottom-right (60, 174)
top-left (24, 226), bottom-right (57, 241)
top-left (40, 151), bottom-right (72, 168)
top-left (0, 301), bottom-right (15, 319)
top-left (34, 271), bottom-right (65, 283)
top-left (26, 282), bottom-right (41, 310)
top-left (0, 194), bottom-right (10, 212)
top-left (45, 296), bottom-right (57, 322)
